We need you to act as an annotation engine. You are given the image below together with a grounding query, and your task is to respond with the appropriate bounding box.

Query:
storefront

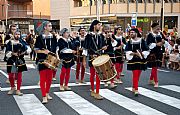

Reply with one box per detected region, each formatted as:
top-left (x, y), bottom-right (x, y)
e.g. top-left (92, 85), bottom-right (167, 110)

top-left (70, 16), bottom-right (178, 37)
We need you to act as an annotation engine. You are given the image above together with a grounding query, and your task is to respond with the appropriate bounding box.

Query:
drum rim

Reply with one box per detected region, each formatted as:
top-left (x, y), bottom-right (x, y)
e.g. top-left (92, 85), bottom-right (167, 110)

top-left (92, 55), bottom-right (110, 66)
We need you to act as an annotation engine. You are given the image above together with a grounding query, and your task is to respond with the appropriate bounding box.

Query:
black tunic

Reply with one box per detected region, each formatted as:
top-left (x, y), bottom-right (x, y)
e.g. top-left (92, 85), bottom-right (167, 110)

top-left (104, 34), bottom-right (116, 64)
top-left (83, 33), bottom-right (106, 67)
top-left (34, 34), bottom-right (57, 71)
top-left (58, 38), bottom-right (75, 68)
top-left (114, 35), bottom-right (126, 63)
top-left (146, 32), bottom-right (165, 67)
top-left (125, 38), bottom-right (149, 71)
top-left (6, 40), bottom-right (27, 73)
top-left (75, 36), bottom-right (85, 62)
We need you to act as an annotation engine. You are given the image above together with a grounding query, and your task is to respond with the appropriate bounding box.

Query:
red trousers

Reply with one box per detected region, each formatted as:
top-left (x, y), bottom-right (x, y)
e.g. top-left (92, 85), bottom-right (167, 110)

top-left (115, 63), bottom-right (123, 79)
top-left (39, 69), bottom-right (53, 97)
top-left (132, 70), bottom-right (142, 90)
top-left (60, 67), bottom-right (70, 86)
top-left (150, 67), bottom-right (158, 83)
top-left (52, 70), bottom-right (57, 78)
top-left (8, 72), bottom-right (22, 90)
top-left (76, 63), bottom-right (85, 80)
top-left (90, 67), bottom-right (100, 94)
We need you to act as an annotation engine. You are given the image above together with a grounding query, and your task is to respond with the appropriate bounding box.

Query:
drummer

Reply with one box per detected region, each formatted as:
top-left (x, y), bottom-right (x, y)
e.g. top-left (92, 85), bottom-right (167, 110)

top-left (82, 20), bottom-right (107, 100)
top-left (125, 28), bottom-right (149, 96)
top-left (34, 21), bottom-right (57, 104)
top-left (58, 28), bottom-right (76, 91)
top-left (102, 24), bottom-right (117, 88)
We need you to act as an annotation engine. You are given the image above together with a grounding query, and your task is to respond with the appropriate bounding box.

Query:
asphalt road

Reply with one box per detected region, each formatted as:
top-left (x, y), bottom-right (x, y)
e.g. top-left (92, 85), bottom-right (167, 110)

top-left (0, 52), bottom-right (180, 115)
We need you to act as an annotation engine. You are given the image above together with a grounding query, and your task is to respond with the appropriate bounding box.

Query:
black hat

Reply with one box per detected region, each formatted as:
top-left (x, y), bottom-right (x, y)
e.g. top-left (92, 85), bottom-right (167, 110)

top-left (151, 23), bottom-right (159, 28)
top-left (89, 20), bottom-right (100, 32)
top-left (130, 28), bottom-right (141, 37)
top-left (78, 26), bottom-right (85, 32)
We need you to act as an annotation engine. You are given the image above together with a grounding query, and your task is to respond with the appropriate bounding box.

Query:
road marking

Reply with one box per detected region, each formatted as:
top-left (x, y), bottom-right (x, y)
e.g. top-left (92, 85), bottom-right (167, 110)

top-left (0, 70), bottom-right (8, 78)
top-left (126, 87), bottom-right (180, 109)
top-left (148, 68), bottom-right (170, 73)
top-left (1, 82), bottom-right (104, 91)
top-left (14, 94), bottom-right (52, 115)
top-left (54, 91), bottom-right (109, 115)
top-left (100, 89), bottom-right (166, 115)
top-left (26, 64), bottom-right (36, 69)
top-left (71, 67), bottom-right (90, 75)
top-left (159, 85), bottom-right (180, 93)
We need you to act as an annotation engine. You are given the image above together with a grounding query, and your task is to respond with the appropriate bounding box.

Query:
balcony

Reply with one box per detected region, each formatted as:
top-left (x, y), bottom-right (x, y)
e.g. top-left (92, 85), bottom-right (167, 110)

top-left (8, 0), bottom-right (32, 3)
top-left (8, 10), bottom-right (33, 18)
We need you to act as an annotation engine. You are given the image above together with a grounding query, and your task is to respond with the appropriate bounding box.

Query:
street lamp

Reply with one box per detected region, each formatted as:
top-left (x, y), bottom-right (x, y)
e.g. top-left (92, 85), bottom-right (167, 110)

top-left (5, 1), bottom-right (10, 33)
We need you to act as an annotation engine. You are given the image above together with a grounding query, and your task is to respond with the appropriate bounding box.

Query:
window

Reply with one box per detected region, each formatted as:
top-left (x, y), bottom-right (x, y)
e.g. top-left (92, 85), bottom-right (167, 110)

top-left (74, 0), bottom-right (82, 7)
top-left (155, 0), bottom-right (161, 3)
top-left (1, 5), bottom-right (4, 16)
top-left (137, 0), bottom-right (143, 3)
top-left (117, 0), bottom-right (126, 3)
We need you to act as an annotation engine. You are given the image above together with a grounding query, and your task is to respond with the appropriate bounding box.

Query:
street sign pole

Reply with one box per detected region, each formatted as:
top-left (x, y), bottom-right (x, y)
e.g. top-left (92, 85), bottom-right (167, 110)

top-left (131, 12), bottom-right (137, 27)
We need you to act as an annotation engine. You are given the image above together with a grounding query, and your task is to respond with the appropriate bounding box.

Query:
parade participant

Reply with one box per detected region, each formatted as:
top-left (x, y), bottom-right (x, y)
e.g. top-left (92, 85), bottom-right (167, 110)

top-left (82, 20), bottom-right (107, 100)
top-left (103, 24), bottom-right (117, 88)
top-left (4, 24), bottom-right (17, 84)
top-left (125, 28), bottom-right (149, 96)
top-left (6, 31), bottom-right (28, 96)
top-left (27, 29), bottom-right (36, 61)
top-left (34, 21), bottom-right (57, 104)
top-left (58, 28), bottom-right (76, 91)
top-left (146, 23), bottom-right (165, 88)
top-left (75, 27), bottom-right (86, 84)
top-left (114, 26), bottom-right (126, 83)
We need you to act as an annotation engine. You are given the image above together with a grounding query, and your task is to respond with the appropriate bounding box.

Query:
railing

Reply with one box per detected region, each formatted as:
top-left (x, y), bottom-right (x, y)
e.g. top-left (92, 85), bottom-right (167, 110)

top-left (8, 10), bottom-right (33, 18)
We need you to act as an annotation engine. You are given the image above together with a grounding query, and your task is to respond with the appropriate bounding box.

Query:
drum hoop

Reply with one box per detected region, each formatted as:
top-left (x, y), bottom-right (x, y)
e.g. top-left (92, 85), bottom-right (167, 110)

top-left (92, 55), bottom-right (110, 66)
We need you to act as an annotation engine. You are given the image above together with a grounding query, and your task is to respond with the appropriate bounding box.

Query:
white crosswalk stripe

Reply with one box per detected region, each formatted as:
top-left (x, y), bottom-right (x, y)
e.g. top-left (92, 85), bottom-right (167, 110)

top-left (14, 94), bottom-right (52, 115)
top-left (10, 85), bottom-right (180, 115)
top-left (159, 85), bottom-right (180, 93)
top-left (126, 87), bottom-right (180, 109)
top-left (100, 89), bottom-right (166, 115)
top-left (54, 91), bottom-right (109, 115)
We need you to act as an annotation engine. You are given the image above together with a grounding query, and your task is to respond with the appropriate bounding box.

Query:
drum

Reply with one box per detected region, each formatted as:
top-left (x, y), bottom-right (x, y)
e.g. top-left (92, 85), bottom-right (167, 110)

top-left (92, 55), bottom-right (117, 82)
top-left (42, 52), bottom-right (60, 70)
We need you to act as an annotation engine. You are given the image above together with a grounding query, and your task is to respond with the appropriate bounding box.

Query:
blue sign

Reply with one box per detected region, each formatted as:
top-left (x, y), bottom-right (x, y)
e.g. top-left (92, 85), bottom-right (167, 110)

top-left (131, 19), bottom-right (137, 26)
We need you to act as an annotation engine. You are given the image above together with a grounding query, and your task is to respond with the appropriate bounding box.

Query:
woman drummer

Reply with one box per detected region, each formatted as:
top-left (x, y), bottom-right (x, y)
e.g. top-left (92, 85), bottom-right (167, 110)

top-left (58, 28), bottom-right (76, 91)
top-left (34, 21), bottom-right (57, 104)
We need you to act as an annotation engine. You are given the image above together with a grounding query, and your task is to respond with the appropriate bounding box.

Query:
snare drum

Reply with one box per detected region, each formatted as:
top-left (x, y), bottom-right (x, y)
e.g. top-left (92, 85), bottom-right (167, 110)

top-left (42, 52), bottom-right (60, 70)
top-left (92, 55), bottom-right (117, 82)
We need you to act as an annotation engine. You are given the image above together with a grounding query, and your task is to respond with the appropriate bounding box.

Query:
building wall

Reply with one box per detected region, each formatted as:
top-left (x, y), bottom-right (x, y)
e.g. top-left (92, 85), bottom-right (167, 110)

top-left (0, 0), bottom-right (6, 20)
top-left (33, 0), bottom-right (50, 19)
top-left (50, 0), bottom-right (70, 30)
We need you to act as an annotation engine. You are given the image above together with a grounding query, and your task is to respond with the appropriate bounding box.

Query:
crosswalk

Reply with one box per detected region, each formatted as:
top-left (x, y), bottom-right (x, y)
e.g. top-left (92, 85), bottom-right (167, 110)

top-left (2, 84), bottom-right (180, 115)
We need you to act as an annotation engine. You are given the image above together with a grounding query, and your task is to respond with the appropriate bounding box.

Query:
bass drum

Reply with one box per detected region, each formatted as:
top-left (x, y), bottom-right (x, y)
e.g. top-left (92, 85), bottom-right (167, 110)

top-left (92, 55), bottom-right (117, 82)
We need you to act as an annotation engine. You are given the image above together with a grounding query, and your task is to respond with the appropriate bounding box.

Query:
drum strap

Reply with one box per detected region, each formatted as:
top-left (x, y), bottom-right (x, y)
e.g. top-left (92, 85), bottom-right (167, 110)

top-left (91, 34), bottom-right (98, 51)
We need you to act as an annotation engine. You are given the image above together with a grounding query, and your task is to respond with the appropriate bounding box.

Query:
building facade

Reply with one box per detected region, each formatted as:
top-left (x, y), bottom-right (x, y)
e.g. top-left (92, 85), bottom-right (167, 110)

top-left (69, 0), bottom-right (180, 37)
top-left (0, 0), bottom-right (60, 34)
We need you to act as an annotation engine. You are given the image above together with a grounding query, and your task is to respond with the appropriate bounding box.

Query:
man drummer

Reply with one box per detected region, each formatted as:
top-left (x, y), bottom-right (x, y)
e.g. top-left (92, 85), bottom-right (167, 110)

top-left (125, 28), bottom-right (149, 96)
top-left (82, 20), bottom-right (107, 100)
top-left (34, 21), bottom-right (57, 104)
top-left (146, 23), bottom-right (165, 88)
top-left (6, 30), bottom-right (28, 96)
top-left (58, 28), bottom-right (76, 91)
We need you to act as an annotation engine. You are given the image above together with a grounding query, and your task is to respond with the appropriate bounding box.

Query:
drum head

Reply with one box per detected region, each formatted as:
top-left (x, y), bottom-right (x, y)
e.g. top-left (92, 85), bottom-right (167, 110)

top-left (92, 55), bottom-right (110, 66)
